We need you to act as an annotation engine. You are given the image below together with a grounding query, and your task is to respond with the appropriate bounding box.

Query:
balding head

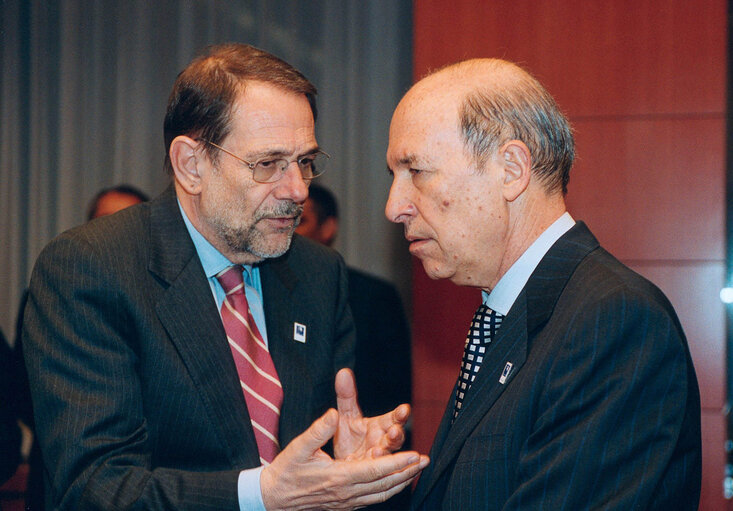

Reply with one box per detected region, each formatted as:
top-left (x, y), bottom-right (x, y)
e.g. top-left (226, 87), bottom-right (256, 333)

top-left (397, 59), bottom-right (574, 195)
top-left (386, 58), bottom-right (572, 289)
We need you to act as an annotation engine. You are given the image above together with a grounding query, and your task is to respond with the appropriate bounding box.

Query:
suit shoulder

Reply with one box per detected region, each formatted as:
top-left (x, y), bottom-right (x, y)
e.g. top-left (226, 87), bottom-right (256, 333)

top-left (54, 201), bottom-right (149, 246)
top-left (36, 202), bottom-right (151, 270)
top-left (576, 248), bottom-right (669, 303)
top-left (288, 234), bottom-right (344, 266)
top-left (561, 247), bottom-right (683, 338)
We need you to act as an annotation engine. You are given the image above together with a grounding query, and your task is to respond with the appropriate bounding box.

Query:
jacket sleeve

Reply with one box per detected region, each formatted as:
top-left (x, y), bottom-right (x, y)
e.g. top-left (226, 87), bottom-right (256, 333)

top-left (23, 232), bottom-right (240, 511)
top-left (506, 288), bottom-right (701, 510)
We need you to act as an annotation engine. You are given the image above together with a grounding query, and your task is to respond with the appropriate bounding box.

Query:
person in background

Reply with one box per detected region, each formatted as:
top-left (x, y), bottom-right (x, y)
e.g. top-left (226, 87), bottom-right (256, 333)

top-left (296, 184), bottom-right (413, 510)
top-left (385, 58), bottom-right (701, 509)
top-left (0, 327), bottom-right (21, 486)
top-left (86, 184), bottom-right (149, 220)
top-left (22, 43), bottom-right (426, 511)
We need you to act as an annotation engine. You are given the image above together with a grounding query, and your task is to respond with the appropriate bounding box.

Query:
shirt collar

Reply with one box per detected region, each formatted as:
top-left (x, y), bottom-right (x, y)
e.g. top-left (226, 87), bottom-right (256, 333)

top-left (177, 200), bottom-right (254, 281)
top-left (484, 212), bottom-right (575, 315)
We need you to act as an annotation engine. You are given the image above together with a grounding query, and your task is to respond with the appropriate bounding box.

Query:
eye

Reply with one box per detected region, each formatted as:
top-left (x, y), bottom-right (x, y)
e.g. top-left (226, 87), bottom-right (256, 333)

top-left (409, 168), bottom-right (423, 175)
top-left (257, 159), bottom-right (279, 169)
top-left (298, 155), bottom-right (316, 168)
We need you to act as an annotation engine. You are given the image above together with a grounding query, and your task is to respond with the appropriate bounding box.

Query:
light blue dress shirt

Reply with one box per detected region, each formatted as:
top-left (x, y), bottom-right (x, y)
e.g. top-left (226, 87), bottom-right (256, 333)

top-left (178, 202), bottom-right (267, 511)
top-left (483, 212), bottom-right (575, 312)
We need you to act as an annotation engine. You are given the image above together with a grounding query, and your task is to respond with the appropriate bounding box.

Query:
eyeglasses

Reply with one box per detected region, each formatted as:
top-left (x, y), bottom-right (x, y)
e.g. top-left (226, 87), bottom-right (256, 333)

top-left (197, 138), bottom-right (329, 184)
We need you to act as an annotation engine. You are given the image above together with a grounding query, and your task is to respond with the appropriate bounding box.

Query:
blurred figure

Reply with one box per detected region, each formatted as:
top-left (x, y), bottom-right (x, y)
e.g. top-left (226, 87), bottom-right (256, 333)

top-left (297, 184), bottom-right (412, 420)
top-left (86, 184), bottom-right (149, 220)
top-left (0, 327), bottom-right (21, 486)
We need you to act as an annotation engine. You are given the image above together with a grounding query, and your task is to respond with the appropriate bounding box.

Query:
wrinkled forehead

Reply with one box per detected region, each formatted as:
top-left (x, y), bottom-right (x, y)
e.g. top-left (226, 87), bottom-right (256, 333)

top-left (228, 82), bottom-right (317, 152)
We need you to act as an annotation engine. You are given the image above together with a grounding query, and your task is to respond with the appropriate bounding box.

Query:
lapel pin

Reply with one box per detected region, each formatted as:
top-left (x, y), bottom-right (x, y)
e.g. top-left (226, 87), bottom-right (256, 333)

top-left (293, 322), bottom-right (306, 343)
top-left (499, 362), bottom-right (513, 384)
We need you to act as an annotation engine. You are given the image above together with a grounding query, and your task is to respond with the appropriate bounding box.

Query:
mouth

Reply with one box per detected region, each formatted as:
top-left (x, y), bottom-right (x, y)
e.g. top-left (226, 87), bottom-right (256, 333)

top-left (262, 216), bottom-right (299, 229)
top-left (406, 234), bottom-right (431, 253)
top-left (257, 202), bottom-right (303, 231)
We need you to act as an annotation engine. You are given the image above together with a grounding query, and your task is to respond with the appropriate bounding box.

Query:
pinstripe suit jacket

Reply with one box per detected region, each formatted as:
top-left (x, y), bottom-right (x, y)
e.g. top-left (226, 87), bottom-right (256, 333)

top-left (411, 222), bottom-right (701, 510)
top-left (23, 186), bottom-right (355, 510)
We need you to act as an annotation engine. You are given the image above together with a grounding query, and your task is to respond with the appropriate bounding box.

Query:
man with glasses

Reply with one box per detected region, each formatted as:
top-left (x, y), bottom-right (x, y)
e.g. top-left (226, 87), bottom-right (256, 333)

top-left (22, 43), bottom-right (427, 510)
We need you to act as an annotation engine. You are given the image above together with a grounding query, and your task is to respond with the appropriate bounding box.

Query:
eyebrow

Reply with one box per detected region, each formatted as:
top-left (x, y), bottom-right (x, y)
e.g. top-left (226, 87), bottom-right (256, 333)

top-left (250, 146), bottom-right (321, 160)
top-left (397, 153), bottom-right (418, 166)
top-left (386, 153), bottom-right (421, 174)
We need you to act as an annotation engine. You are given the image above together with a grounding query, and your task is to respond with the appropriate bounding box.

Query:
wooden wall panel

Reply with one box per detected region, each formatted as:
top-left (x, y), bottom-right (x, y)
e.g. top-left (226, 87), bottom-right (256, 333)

top-left (412, 0), bottom-right (727, 507)
top-left (568, 118), bottom-right (725, 261)
top-left (701, 411), bottom-right (727, 511)
top-left (414, 0), bottom-right (726, 116)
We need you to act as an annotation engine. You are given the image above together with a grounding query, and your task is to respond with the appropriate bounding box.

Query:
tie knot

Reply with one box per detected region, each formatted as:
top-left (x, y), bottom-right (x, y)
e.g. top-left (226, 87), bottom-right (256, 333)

top-left (469, 304), bottom-right (503, 345)
top-left (216, 265), bottom-right (245, 295)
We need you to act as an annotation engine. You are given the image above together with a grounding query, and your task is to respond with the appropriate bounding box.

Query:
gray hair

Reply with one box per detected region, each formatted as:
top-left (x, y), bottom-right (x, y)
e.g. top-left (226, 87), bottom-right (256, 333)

top-left (458, 63), bottom-right (574, 195)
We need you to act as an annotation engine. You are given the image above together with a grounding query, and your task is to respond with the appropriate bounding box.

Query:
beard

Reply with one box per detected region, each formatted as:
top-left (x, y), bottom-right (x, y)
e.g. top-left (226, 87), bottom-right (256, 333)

top-left (210, 199), bottom-right (303, 261)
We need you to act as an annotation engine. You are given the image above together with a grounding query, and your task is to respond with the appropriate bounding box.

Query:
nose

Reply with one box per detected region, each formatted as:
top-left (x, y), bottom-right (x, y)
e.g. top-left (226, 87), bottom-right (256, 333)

top-left (274, 162), bottom-right (309, 203)
top-left (385, 176), bottom-right (414, 224)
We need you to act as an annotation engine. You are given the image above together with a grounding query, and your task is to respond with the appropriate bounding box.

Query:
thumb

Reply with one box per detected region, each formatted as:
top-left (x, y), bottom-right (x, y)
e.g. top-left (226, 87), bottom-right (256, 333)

top-left (335, 367), bottom-right (362, 418)
top-left (291, 408), bottom-right (339, 458)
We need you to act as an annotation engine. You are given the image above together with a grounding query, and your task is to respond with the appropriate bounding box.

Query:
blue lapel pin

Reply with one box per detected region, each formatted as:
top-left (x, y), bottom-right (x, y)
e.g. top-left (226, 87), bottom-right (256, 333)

top-left (499, 362), bottom-right (513, 384)
top-left (293, 322), bottom-right (306, 343)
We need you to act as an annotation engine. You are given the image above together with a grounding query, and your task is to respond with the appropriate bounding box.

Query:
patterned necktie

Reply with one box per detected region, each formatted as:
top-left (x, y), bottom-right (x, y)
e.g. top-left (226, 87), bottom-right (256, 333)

top-left (216, 265), bottom-right (283, 465)
top-left (453, 304), bottom-right (504, 421)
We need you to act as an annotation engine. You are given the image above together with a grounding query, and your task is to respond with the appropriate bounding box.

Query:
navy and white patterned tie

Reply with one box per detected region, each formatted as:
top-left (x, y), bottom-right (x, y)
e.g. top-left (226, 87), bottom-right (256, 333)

top-left (453, 304), bottom-right (504, 421)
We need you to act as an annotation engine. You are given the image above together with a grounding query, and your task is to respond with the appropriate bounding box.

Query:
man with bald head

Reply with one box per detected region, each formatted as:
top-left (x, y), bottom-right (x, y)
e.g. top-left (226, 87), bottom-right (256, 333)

top-left (386, 59), bottom-right (701, 509)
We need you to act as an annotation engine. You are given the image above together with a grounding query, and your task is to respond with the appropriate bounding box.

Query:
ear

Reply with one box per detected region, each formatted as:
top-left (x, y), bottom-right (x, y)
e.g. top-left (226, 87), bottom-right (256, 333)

top-left (318, 217), bottom-right (339, 247)
top-left (500, 140), bottom-right (531, 202)
top-left (170, 136), bottom-right (204, 195)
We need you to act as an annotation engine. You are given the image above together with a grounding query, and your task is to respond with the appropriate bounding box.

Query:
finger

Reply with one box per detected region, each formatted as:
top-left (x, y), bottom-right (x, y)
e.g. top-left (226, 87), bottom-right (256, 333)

top-left (369, 403), bottom-right (410, 441)
top-left (288, 408), bottom-right (339, 459)
top-left (393, 403), bottom-right (410, 424)
top-left (382, 423), bottom-right (406, 451)
top-left (365, 424), bottom-right (405, 458)
top-left (335, 367), bottom-right (362, 418)
top-left (343, 453), bottom-right (430, 506)
top-left (342, 450), bottom-right (427, 484)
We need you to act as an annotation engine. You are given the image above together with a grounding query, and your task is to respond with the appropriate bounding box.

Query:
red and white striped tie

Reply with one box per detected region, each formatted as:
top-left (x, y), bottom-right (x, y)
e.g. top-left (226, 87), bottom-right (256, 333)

top-left (216, 265), bottom-right (283, 465)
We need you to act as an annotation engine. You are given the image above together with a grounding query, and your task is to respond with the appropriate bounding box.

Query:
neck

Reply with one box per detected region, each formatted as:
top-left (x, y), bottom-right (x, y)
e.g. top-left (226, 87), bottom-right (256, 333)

top-left (491, 192), bottom-right (567, 289)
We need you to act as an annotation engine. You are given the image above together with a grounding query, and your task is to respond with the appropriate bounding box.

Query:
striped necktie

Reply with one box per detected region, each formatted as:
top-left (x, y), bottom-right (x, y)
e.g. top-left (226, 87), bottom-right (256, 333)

top-left (216, 265), bottom-right (283, 464)
top-left (453, 304), bottom-right (503, 421)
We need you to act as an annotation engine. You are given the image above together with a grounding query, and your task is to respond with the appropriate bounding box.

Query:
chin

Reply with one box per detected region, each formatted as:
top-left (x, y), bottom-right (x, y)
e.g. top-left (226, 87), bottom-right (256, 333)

top-left (251, 237), bottom-right (294, 260)
top-left (420, 259), bottom-right (453, 281)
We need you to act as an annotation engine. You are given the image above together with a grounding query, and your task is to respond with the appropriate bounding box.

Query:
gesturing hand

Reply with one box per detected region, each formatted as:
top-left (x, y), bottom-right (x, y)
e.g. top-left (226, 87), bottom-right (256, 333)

top-left (333, 368), bottom-right (410, 460)
top-left (260, 408), bottom-right (428, 511)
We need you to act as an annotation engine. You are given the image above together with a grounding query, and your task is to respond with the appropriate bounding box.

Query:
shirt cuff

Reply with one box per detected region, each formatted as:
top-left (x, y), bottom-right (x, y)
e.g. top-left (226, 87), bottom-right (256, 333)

top-left (238, 466), bottom-right (266, 511)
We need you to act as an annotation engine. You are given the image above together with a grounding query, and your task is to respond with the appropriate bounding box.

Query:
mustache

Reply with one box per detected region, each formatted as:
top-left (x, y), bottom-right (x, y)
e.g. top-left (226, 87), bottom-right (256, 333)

top-left (255, 201), bottom-right (303, 220)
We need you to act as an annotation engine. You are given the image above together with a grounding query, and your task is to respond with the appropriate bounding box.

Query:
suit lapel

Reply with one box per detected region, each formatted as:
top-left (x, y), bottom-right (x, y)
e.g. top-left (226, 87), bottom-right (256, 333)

top-left (412, 222), bottom-right (600, 509)
top-left (148, 187), bottom-right (260, 468)
top-left (258, 251), bottom-right (313, 446)
top-left (411, 302), bottom-right (529, 509)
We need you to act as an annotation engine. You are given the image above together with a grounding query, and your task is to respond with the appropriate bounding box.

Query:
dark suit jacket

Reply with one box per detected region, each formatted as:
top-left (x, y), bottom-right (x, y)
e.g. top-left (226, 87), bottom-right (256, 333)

top-left (348, 268), bottom-right (412, 511)
top-left (412, 222), bottom-right (701, 510)
top-left (348, 267), bottom-right (411, 419)
top-left (22, 186), bottom-right (355, 510)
